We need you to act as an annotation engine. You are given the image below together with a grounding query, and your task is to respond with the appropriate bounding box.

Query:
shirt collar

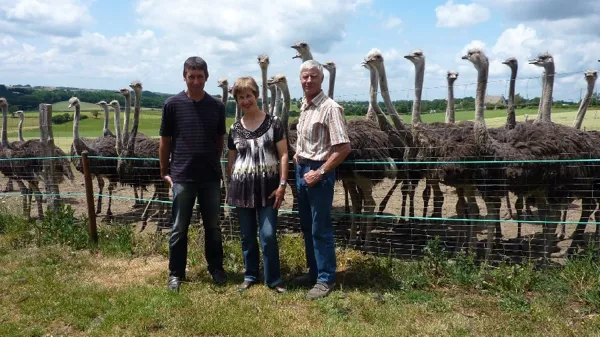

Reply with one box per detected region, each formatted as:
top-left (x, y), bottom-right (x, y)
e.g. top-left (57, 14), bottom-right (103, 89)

top-left (302, 90), bottom-right (327, 110)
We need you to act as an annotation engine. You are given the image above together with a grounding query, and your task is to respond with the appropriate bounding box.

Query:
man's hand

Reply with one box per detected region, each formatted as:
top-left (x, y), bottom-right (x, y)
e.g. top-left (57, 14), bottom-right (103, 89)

top-left (293, 154), bottom-right (298, 165)
top-left (303, 170), bottom-right (322, 187)
top-left (162, 174), bottom-right (173, 189)
top-left (269, 185), bottom-right (286, 209)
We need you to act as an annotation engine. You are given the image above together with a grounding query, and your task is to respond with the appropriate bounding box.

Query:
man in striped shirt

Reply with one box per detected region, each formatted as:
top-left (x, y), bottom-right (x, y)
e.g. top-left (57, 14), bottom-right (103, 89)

top-left (293, 60), bottom-right (351, 299)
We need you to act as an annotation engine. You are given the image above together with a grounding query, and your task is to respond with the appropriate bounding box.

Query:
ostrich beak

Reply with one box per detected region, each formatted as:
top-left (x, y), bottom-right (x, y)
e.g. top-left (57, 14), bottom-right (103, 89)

top-left (403, 55), bottom-right (412, 59)
top-left (292, 54), bottom-right (300, 59)
top-left (67, 103), bottom-right (73, 109)
top-left (461, 55), bottom-right (468, 60)
top-left (501, 61), bottom-right (508, 65)
top-left (528, 59), bottom-right (539, 64)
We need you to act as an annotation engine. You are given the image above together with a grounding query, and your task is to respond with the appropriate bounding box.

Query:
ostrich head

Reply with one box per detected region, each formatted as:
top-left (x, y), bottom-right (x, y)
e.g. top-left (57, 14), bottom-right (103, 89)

top-left (502, 57), bottom-right (518, 70)
top-left (95, 100), bottom-right (108, 107)
top-left (447, 71), bottom-right (459, 83)
top-left (129, 80), bottom-right (143, 93)
top-left (217, 77), bottom-right (229, 89)
top-left (15, 110), bottom-right (23, 116)
top-left (108, 100), bottom-right (120, 108)
top-left (257, 55), bottom-right (270, 70)
top-left (0, 98), bottom-right (7, 109)
top-left (267, 73), bottom-right (288, 87)
top-left (323, 61), bottom-right (336, 72)
top-left (268, 75), bottom-right (277, 89)
top-left (116, 88), bottom-right (130, 97)
top-left (291, 41), bottom-right (310, 59)
top-left (584, 70), bottom-right (598, 82)
top-left (528, 52), bottom-right (554, 68)
top-left (461, 48), bottom-right (489, 70)
top-left (363, 48), bottom-right (384, 68)
top-left (404, 49), bottom-right (425, 65)
top-left (67, 97), bottom-right (80, 109)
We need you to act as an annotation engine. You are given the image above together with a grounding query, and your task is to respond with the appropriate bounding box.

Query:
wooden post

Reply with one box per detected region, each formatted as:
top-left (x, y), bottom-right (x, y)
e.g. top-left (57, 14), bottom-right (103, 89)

top-left (81, 151), bottom-right (98, 245)
top-left (39, 104), bottom-right (59, 210)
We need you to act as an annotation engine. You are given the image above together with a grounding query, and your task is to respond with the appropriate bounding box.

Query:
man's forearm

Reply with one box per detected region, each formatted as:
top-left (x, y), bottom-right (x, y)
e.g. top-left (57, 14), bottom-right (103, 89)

top-left (320, 143), bottom-right (351, 173)
top-left (159, 137), bottom-right (171, 176)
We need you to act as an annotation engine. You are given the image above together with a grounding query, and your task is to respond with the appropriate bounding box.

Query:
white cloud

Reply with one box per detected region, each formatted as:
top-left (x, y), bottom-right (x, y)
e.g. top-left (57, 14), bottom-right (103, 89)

top-left (0, 0), bottom-right (92, 37)
top-left (382, 16), bottom-right (402, 30)
top-left (435, 0), bottom-right (490, 28)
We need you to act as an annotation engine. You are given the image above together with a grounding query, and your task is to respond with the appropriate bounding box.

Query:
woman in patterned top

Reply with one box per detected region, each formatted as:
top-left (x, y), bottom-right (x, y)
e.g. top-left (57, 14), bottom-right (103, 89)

top-left (227, 76), bottom-right (288, 293)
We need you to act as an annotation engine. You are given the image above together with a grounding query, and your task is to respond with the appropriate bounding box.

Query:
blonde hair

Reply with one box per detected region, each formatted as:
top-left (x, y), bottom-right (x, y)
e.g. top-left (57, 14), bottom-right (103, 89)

top-left (231, 76), bottom-right (259, 101)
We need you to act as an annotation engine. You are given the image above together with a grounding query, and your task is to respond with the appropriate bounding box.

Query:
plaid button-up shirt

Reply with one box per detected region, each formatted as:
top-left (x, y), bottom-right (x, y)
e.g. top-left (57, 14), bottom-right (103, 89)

top-left (296, 90), bottom-right (350, 161)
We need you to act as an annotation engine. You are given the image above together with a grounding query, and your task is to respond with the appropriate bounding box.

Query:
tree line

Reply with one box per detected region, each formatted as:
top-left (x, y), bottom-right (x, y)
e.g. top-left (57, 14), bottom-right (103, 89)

top-left (1, 85), bottom-right (595, 119)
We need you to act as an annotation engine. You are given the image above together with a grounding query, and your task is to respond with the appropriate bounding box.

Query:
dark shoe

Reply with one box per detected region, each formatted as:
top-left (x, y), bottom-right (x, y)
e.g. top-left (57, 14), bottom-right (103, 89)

top-left (269, 283), bottom-right (287, 294)
top-left (211, 269), bottom-right (227, 286)
top-left (237, 280), bottom-right (255, 292)
top-left (167, 276), bottom-right (181, 292)
top-left (306, 282), bottom-right (334, 300)
top-left (291, 274), bottom-right (316, 287)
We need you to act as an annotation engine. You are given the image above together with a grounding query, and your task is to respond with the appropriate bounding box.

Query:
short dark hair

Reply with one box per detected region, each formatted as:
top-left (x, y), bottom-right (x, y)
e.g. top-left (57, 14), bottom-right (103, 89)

top-left (183, 56), bottom-right (209, 78)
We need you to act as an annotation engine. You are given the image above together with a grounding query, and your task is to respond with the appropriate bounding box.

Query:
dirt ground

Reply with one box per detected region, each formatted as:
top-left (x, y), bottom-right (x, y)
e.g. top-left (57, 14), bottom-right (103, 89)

top-left (1, 170), bottom-right (598, 262)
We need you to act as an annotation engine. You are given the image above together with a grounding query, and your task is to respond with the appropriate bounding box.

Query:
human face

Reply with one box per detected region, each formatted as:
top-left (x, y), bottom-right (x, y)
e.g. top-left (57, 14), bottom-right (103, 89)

top-left (236, 88), bottom-right (258, 113)
top-left (300, 68), bottom-right (323, 99)
top-left (184, 68), bottom-right (207, 95)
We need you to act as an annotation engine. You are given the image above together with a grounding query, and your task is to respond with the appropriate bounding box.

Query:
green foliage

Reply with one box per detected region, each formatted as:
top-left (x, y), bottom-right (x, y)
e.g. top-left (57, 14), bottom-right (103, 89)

top-left (33, 204), bottom-right (89, 250)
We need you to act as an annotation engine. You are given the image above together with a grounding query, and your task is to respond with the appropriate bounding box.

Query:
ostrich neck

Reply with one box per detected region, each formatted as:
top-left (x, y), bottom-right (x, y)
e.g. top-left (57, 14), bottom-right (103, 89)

top-left (123, 94), bottom-right (131, 146)
top-left (274, 88), bottom-right (282, 117)
top-left (412, 62), bottom-right (424, 125)
top-left (234, 103), bottom-right (241, 122)
top-left (72, 105), bottom-right (87, 154)
top-left (536, 72), bottom-right (545, 122)
top-left (127, 91), bottom-right (141, 155)
top-left (221, 86), bottom-right (228, 104)
top-left (1, 107), bottom-right (8, 147)
top-left (376, 64), bottom-right (405, 130)
top-left (113, 105), bottom-right (123, 154)
top-left (474, 64), bottom-right (490, 148)
top-left (365, 66), bottom-right (379, 123)
top-left (505, 67), bottom-right (517, 129)
top-left (445, 79), bottom-right (456, 124)
top-left (102, 106), bottom-right (110, 135)
top-left (268, 86), bottom-right (276, 116)
top-left (327, 69), bottom-right (336, 99)
top-left (17, 115), bottom-right (24, 141)
top-left (540, 65), bottom-right (554, 123)
top-left (277, 83), bottom-right (291, 135)
top-left (302, 51), bottom-right (313, 62)
top-left (573, 78), bottom-right (596, 129)
top-left (261, 67), bottom-right (269, 113)
top-left (367, 65), bottom-right (391, 132)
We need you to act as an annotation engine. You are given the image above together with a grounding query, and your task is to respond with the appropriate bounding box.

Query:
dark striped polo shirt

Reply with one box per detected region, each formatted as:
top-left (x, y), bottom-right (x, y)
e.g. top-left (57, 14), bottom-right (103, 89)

top-left (159, 91), bottom-right (226, 183)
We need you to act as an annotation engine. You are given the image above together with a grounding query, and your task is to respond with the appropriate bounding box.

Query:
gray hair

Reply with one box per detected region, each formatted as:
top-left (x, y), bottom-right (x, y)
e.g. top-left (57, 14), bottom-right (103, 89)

top-left (299, 60), bottom-right (324, 79)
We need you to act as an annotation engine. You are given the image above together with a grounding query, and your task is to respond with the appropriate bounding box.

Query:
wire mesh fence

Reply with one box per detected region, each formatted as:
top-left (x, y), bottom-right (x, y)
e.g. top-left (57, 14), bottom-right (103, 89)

top-left (0, 153), bottom-right (598, 266)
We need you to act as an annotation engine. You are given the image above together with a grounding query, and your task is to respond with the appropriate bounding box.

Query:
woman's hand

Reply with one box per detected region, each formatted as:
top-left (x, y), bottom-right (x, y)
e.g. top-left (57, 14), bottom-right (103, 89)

top-left (269, 185), bottom-right (286, 209)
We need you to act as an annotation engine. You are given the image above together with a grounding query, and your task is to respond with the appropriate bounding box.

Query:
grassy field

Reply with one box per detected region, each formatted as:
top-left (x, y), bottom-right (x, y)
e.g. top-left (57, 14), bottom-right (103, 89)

top-left (8, 101), bottom-right (600, 152)
top-left (0, 206), bottom-right (599, 336)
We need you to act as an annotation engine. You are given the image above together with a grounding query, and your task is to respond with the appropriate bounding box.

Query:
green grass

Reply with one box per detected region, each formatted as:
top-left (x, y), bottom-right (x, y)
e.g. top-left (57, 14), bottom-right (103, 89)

top-left (1, 207), bottom-right (600, 337)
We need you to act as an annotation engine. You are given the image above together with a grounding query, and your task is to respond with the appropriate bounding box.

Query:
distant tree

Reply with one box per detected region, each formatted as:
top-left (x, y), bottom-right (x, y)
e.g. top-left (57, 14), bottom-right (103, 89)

top-left (91, 110), bottom-right (99, 119)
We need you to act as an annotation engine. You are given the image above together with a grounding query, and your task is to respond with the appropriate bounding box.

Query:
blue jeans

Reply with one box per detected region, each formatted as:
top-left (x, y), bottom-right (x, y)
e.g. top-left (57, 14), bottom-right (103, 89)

top-left (168, 181), bottom-right (224, 278)
top-left (296, 160), bottom-right (336, 285)
top-left (237, 205), bottom-right (282, 287)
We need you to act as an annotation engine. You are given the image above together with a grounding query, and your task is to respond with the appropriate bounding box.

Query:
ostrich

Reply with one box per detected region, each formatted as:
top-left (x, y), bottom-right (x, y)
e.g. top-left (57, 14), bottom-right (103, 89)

top-left (96, 101), bottom-right (115, 138)
top-left (3, 110), bottom-right (25, 192)
top-left (268, 82), bottom-right (278, 116)
top-left (69, 97), bottom-right (119, 218)
top-left (573, 70), bottom-right (598, 130)
top-left (404, 49), bottom-right (425, 126)
top-left (0, 98), bottom-right (74, 219)
top-left (258, 55), bottom-right (270, 114)
top-left (323, 61), bottom-right (336, 99)
top-left (217, 77), bottom-right (232, 224)
top-left (117, 81), bottom-right (169, 229)
top-left (291, 41), bottom-right (313, 62)
top-left (445, 72), bottom-right (458, 124)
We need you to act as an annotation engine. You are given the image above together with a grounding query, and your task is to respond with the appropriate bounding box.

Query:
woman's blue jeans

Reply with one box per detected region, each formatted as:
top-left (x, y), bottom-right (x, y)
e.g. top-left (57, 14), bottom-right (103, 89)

top-left (237, 205), bottom-right (282, 287)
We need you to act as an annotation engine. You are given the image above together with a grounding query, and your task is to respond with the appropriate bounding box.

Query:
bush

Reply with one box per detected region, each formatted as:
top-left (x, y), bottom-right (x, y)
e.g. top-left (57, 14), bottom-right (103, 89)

top-left (51, 113), bottom-right (87, 124)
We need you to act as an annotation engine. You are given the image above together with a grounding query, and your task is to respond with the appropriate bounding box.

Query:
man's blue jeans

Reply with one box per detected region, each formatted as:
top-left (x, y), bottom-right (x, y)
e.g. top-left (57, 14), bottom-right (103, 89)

top-left (296, 160), bottom-right (337, 285)
top-left (237, 205), bottom-right (282, 287)
top-left (168, 181), bottom-right (224, 278)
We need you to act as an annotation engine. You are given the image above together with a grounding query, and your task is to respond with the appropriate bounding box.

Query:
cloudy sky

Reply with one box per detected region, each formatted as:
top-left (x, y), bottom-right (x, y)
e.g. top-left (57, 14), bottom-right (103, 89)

top-left (0, 0), bottom-right (598, 103)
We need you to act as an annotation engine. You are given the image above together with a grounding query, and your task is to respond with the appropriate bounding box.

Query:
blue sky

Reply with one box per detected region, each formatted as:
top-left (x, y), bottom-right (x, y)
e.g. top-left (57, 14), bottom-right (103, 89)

top-left (0, 0), bottom-right (598, 104)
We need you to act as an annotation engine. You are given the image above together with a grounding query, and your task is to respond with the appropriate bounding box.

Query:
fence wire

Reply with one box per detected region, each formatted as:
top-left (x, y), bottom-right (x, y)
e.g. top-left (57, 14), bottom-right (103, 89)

top-left (0, 153), bottom-right (598, 265)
